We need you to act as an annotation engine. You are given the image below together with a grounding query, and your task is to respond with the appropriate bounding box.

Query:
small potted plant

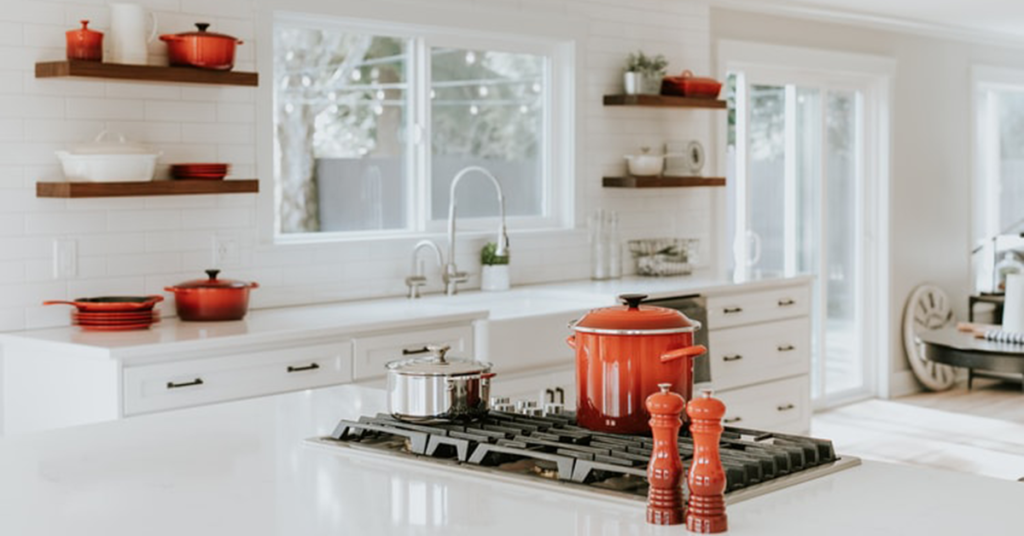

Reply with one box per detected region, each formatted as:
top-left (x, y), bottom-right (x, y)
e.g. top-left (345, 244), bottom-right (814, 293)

top-left (480, 242), bottom-right (510, 291)
top-left (624, 51), bottom-right (668, 95)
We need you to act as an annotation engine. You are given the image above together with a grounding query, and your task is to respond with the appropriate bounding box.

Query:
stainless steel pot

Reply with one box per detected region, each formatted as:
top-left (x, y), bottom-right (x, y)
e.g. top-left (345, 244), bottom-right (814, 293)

top-left (385, 345), bottom-right (495, 423)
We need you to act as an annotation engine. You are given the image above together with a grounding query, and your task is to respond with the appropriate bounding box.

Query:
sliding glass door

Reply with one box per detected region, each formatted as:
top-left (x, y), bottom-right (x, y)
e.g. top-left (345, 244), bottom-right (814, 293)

top-left (729, 69), bottom-right (872, 407)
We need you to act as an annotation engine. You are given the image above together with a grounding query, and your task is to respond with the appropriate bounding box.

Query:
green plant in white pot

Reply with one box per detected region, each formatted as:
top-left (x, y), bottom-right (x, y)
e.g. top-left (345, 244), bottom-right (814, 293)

top-left (624, 51), bottom-right (668, 95)
top-left (481, 242), bottom-right (510, 291)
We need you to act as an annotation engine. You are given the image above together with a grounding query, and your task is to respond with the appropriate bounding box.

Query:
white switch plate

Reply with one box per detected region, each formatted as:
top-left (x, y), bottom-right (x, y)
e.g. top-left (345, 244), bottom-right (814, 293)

top-left (212, 234), bottom-right (241, 267)
top-left (53, 239), bottom-right (77, 279)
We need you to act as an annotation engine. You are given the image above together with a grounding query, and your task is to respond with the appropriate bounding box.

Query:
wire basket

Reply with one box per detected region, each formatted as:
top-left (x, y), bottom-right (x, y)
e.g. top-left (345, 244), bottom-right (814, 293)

top-left (628, 238), bottom-right (698, 276)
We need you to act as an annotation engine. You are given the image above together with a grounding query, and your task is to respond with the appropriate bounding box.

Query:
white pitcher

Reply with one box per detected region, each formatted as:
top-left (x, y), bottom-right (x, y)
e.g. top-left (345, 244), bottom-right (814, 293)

top-left (108, 3), bottom-right (157, 65)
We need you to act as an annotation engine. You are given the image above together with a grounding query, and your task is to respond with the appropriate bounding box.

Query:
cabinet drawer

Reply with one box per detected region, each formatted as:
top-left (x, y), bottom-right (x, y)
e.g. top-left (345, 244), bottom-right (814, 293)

top-left (707, 285), bottom-right (811, 329)
top-left (490, 366), bottom-right (576, 407)
top-left (709, 317), bottom-right (811, 391)
top-left (123, 342), bottom-right (353, 416)
top-left (352, 325), bottom-right (473, 380)
top-left (715, 375), bottom-right (810, 434)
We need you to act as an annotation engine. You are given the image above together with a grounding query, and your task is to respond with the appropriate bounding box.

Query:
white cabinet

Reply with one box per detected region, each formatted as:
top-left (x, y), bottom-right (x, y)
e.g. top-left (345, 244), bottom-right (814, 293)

top-left (489, 365), bottom-right (575, 408)
top-left (123, 343), bottom-right (353, 416)
top-left (707, 281), bottom-right (813, 434)
top-left (352, 325), bottom-right (473, 380)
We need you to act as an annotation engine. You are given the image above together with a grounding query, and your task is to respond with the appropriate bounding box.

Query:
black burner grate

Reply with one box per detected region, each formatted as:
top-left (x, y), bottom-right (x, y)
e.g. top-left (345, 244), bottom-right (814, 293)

top-left (325, 411), bottom-right (837, 499)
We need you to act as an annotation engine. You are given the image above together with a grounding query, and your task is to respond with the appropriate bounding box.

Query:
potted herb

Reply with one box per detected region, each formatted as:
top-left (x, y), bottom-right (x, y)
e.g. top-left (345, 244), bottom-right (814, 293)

top-left (624, 51), bottom-right (668, 95)
top-left (480, 242), bottom-right (510, 291)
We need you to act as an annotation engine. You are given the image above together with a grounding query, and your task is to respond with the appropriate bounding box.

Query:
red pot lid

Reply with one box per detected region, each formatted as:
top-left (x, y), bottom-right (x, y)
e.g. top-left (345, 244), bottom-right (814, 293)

top-left (173, 269), bottom-right (253, 289)
top-left (168, 23), bottom-right (240, 42)
top-left (572, 294), bottom-right (700, 334)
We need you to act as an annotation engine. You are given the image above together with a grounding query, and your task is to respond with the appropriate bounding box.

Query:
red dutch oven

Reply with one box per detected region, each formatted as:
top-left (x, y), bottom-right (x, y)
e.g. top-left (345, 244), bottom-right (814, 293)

top-left (160, 23), bottom-right (242, 71)
top-left (567, 294), bottom-right (706, 434)
top-left (165, 269), bottom-right (258, 321)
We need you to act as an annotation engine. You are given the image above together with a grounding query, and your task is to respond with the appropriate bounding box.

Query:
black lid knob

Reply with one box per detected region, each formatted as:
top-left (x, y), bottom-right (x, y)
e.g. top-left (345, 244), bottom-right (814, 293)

top-left (205, 269), bottom-right (221, 280)
top-left (619, 293), bottom-right (648, 310)
top-left (195, 22), bottom-right (210, 32)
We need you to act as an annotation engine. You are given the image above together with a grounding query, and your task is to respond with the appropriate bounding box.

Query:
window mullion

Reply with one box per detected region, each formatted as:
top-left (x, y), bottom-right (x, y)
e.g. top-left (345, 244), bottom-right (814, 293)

top-left (415, 37), bottom-right (432, 232)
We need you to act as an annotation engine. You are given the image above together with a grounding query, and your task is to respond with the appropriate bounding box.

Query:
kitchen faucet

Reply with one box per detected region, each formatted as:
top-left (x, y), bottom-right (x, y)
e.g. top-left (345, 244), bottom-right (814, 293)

top-left (405, 239), bottom-right (444, 299)
top-left (443, 166), bottom-right (510, 296)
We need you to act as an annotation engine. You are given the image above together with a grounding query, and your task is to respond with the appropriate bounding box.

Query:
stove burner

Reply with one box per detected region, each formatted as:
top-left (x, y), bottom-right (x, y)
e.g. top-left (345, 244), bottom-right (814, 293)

top-left (321, 411), bottom-right (852, 502)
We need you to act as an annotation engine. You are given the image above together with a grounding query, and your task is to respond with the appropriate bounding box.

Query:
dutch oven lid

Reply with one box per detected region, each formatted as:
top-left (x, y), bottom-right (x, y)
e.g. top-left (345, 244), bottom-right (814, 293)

top-left (170, 23), bottom-right (241, 41)
top-left (386, 345), bottom-right (493, 376)
top-left (572, 293), bottom-right (700, 334)
top-left (173, 269), bottom-right (252, 289)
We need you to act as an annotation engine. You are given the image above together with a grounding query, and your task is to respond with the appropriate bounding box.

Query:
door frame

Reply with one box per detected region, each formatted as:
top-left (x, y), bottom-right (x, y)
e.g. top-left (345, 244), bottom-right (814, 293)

top-left (714, 40), bottom-right (894, 407)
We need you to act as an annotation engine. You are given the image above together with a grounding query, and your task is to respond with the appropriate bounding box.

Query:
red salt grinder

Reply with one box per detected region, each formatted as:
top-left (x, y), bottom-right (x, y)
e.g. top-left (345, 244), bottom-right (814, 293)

top-left (645, 382), bottom-right (685, 525)
top-left (686, 389), bottom-right (728, 533)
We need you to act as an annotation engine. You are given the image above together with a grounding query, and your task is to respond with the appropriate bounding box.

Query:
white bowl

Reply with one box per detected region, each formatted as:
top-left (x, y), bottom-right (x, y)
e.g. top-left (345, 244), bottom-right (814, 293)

top-left (56, 152), bottom-right (160, 183)
top-left (624, 154), bottom-right (664, 177)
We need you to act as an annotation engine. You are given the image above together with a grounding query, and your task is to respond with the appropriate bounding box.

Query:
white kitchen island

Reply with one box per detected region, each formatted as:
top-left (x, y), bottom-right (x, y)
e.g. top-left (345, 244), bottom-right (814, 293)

top-left (0, 383), bottom-right (1020, 536)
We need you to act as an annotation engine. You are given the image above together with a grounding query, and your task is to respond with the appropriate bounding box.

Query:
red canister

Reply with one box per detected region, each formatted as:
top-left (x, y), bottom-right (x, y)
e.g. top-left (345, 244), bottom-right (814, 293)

top-left (566, 294), bottom-right (706, 434)
top-left (66, 20), bottom-right (103, 62)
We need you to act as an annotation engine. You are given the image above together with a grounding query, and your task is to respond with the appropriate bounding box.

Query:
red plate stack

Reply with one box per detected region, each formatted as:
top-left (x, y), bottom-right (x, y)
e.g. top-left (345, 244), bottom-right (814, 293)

top-left (171, 163), bottom-right (230, 180)
top-left (72, 310), bottom-right (161, 331)
top-left (43, 296), bottom-right (164, 331)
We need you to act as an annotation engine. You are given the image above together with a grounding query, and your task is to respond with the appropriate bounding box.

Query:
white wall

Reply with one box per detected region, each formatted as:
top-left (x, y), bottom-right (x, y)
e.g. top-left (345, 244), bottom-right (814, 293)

top-left (0, 0), bottom-right (717, 331)
top-left (711, 8), bottom-right (1024, 395)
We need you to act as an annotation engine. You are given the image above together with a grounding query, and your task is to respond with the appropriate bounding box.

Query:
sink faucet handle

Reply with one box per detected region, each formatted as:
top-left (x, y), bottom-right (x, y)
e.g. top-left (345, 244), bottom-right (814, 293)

top-left (405, 275), bottom-right (427, 299)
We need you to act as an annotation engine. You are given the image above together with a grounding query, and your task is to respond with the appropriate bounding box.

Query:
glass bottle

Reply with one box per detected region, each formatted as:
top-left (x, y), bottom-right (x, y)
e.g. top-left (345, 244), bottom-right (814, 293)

top-left (590, 209), bottom-right (609, 280)
top-left (608, 210), bottom-right (622, 279)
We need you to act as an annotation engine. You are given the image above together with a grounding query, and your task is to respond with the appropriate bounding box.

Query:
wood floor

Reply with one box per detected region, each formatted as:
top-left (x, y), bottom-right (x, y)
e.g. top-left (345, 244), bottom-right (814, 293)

top-left (812, 379), bottom-right (1024, 481)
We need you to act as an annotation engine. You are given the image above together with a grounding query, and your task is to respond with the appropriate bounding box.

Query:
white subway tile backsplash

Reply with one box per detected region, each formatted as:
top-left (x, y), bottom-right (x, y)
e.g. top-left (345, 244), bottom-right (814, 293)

top-left (181, 123), bottom-right (255, 144)
top-left (23, 119), bottom-right (103, 142)
top-left (67, 97), bottom-right (146, 120)
top-left (106, 251), bottom-right (181, 276)
top-left (24, 210), bottom-right (106, 234)
top-left (180, 207), bottom-right (253, 229)
top-left (216, 102), bottom-right (255, 123)
top-left (107, 209), bottom-right (181, 232)
top-left (144, 101), bottom-right (216, 122)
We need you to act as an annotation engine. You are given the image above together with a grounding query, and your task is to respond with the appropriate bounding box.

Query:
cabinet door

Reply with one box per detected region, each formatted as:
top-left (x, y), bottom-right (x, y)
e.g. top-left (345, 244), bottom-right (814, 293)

top-left (489, 366), bottom-right (575, 407)
top-left (708, 317), bottom-right (811, 391)
top-left (124, 342), bottom-right (353, 416)
top-left (707, 285), bottom-right (810, 329)
top-left (715, 375), bottom-right (810, 434)
top-left (352, 325), bottom-right (473, 380)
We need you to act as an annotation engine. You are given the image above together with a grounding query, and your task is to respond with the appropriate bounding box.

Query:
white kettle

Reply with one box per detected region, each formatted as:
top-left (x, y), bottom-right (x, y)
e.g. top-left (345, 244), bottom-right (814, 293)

top-left (108, 3), bottom-right (158, 65)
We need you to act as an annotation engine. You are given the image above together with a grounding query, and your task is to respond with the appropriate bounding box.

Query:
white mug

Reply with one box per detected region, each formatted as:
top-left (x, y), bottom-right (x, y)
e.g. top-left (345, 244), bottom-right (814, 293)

top-left (109, 3), bottom-right (158, 65)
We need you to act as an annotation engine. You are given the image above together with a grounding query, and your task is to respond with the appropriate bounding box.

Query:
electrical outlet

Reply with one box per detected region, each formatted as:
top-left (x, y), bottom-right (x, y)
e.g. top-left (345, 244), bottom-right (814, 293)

top-left (212, 234), bottom-right (241, 267)
top-left (52, 239), bottom-right (77, 279)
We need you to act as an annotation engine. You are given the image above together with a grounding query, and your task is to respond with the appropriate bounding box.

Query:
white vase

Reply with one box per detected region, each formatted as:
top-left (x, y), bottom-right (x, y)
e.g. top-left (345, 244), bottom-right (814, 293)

top-left (481, 265), bottom-right (510, 291)
top-left (623, 72), bottom-right (642, 95)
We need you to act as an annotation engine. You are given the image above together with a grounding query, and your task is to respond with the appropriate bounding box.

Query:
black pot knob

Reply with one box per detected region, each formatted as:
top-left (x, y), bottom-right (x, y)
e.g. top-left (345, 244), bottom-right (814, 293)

top-left (620, 293), bottom-right (648, 309)
top-left (205, 269), bottom-right (221, 280)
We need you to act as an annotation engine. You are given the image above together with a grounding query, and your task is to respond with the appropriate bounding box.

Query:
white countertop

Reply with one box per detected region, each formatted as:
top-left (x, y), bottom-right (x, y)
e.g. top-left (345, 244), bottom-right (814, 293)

top-left (0, 383), bottom-right (1018, 536)
top-left (0, 271), bottom-right (812, 361)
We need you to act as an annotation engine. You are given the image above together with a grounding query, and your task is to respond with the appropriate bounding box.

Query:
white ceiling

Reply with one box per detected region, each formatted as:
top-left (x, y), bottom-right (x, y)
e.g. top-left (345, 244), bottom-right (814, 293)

top-left (715, 0), bottom-right (1024, 44)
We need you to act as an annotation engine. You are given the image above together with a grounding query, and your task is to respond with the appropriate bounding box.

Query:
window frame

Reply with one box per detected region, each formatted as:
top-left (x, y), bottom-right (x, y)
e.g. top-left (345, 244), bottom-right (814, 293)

top-left (268, 12), bottom-right (574, 244)
top-left (971, 66), bottom-right (1024, 246)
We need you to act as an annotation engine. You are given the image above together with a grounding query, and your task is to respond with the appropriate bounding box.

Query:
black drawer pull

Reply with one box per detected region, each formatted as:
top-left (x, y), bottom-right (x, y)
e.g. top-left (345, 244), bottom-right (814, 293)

top-left (777, 403), bottom-right (796, 412)
top-left (777, 344), bottom-right (796, 352)
top-left (724, 416), bottom-right (743, 423)
top-left (167, 378), bottom-right (203, 389)
top-left (402, 346), bottom-right (431, 355)
top-left (722, 354), bottom-right (744, 362)
top-left (723, 307), bottom-right (743, 314)
top-left (778, 298), bottom-right (796, 307)
top-left (554, 387), bottom-right (565, 404)
top-left (287, 363), bottom-right (321, 373)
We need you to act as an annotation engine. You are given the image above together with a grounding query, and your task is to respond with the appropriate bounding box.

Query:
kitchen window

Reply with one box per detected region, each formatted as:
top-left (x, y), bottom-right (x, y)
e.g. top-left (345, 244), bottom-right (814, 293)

top-left (272, 15), bottom-right (572, 239)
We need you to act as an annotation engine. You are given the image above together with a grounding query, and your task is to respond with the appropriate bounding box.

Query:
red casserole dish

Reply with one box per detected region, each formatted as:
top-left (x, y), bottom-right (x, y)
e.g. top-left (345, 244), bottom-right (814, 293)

top-left (165, 269), bottom-right (258, 321)
top-left (661, 70), bottom-right (722, 99)
top-left (160, 23), bottom-right (242, 71)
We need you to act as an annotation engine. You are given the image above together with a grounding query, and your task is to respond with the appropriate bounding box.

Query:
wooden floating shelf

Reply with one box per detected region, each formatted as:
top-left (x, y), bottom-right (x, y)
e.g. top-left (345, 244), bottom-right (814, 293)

top-left (603, 94), bottom-right (727, 109)
top-left (35, 60), bottom-right (258, 87)
top-left (37, 180), bottom-right (260, 198)
top-left (603, 176), bottom-right (726, 188)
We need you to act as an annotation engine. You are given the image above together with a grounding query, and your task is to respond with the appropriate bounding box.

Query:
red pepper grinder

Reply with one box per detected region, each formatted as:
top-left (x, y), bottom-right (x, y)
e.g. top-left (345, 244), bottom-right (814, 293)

top-left (686, 389), bottom-right (728, 533)
top-left (645, 382), bottom-right (685, 525)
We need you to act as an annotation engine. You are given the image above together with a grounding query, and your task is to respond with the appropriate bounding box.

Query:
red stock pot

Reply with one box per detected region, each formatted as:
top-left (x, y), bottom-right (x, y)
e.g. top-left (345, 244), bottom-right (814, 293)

top-left (165, 269), bottom-right (258, 321)
top-left (567, 294), bottom-right (706, 434)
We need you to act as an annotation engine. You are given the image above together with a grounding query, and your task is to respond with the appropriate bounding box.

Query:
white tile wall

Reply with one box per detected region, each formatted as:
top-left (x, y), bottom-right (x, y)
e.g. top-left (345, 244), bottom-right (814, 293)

top-left (0, 0), bottom-right (715, 332)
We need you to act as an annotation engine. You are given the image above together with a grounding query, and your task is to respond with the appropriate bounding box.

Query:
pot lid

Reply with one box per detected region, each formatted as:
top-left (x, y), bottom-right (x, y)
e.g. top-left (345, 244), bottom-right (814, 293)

top-left (386, 345), bottom-right (493, 376)
top-left (173, 269), bottom-right (252, 289)
top-left (572, 294), bottom-right (700, 334)
top-left (68, 130), bottom-right (156, 155)
top-left (169, 23), bottom-right (240, 41)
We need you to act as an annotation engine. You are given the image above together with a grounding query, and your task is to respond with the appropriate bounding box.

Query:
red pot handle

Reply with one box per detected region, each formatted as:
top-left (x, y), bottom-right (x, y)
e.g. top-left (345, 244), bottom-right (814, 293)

top-left (249, 281), bottom-right (259, 289)
top-left (481, 372), bottom-right (497, 380)
top-left (565, 335), bottom-right (576, 349)
top-left (660, 345), bottom-right (707, 363)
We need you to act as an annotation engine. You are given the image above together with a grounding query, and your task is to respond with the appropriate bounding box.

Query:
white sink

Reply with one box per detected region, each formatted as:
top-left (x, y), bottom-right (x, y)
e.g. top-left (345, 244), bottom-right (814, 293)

top-left (425, 289), bottom-right (609, 320)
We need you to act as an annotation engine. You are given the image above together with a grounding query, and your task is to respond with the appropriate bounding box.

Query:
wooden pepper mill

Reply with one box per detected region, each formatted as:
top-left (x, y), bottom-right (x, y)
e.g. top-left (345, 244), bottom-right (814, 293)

top-left (686, 388), bottom-right (728, 533)
top-left (645, 382), bottom-right (685, 525)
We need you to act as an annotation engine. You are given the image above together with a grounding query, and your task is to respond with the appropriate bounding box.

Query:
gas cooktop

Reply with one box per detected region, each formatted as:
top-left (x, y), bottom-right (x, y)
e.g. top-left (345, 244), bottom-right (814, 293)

top-left (308, 411), bottom-right (859, 505)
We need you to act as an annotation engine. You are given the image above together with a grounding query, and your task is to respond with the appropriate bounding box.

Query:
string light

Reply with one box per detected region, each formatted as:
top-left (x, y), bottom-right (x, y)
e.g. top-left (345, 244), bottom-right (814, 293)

top-left (373, 104), bottom-right (384, 115)
top-left (532, 82), bottom-right (541, 93)
top-left (469, 104), bottom-right (479, 115)
top-left (301, 75), bottom-right (311, 87)
top-left (370, 67), bottom-right (380, 81)
top-left (351, 69), bottom-right (362, 81)
top-left (375, 89), bottom-right (385, 100)
top-left (478, 86), bottom-right (489, 97)
top-left (519, 104), bottom-right (528, 114)
top-left (465, 51), bottom-right (476, 65)
top-left (430, 89), bottom-right (436, 99)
